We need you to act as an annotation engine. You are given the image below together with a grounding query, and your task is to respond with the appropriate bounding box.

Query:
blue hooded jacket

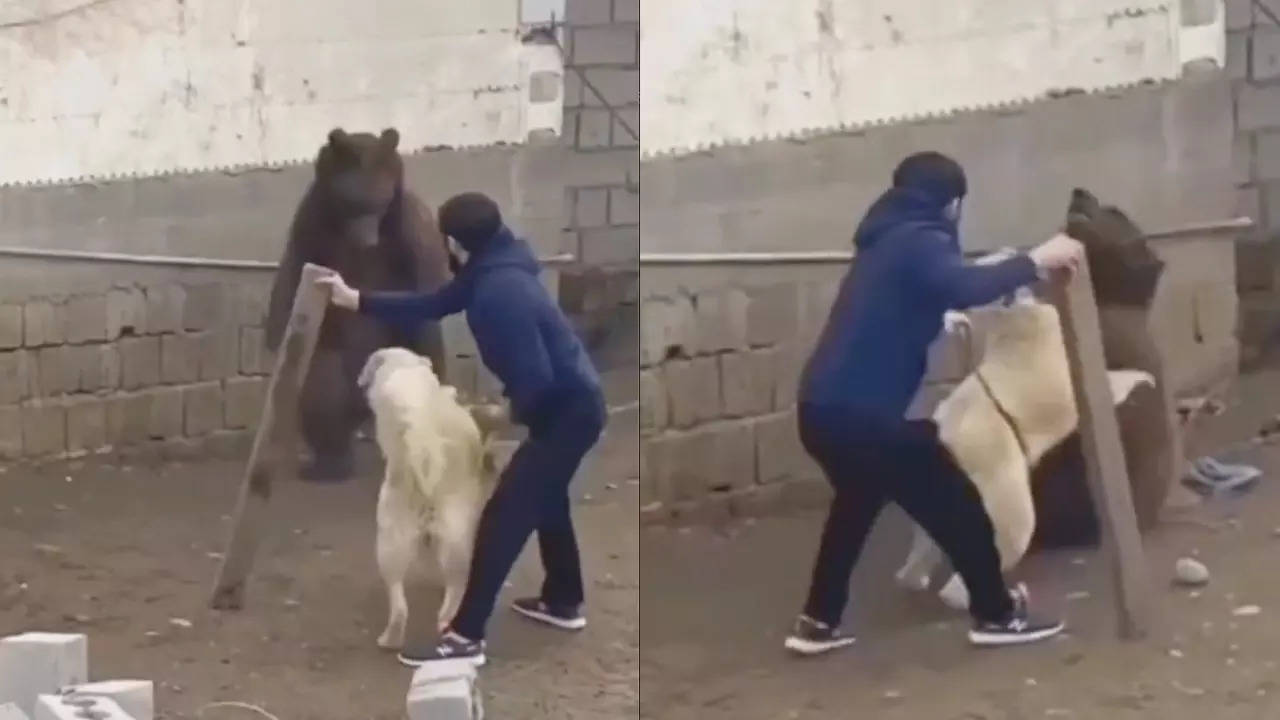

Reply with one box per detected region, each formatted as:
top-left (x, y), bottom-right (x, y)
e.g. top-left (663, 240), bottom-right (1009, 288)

top-left (797, 185), bottom-right (1040, 421)
top-left (358, 226), bottom-right (602, 427)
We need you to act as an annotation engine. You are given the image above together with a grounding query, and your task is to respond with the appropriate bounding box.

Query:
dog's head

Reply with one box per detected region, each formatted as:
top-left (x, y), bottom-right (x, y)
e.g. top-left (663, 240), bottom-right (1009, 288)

top-left (357, 347), bottom-right (436, 398)
top-left (1064, 188), bottom-right (1164, 307)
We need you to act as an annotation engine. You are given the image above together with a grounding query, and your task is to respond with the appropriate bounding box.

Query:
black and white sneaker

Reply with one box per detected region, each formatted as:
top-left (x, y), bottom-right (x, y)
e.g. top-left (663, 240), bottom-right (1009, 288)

top-left (968, 584), bottom-right (1065, 647)
top-left (397, 631), bottom-right (486, 668)
top-left (511, 597), bottom-right (587, 631)
top-left (783, 615), bottom-right (856, 656)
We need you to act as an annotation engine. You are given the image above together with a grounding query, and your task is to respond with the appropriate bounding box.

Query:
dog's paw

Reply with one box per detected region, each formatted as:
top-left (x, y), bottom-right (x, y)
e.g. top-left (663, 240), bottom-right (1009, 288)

top-left (376, 632), bottom-right (402, 650)
top-left (938, 574), bottom-right (971, 611)
top-left (894, 567), bottom-right (932, 593)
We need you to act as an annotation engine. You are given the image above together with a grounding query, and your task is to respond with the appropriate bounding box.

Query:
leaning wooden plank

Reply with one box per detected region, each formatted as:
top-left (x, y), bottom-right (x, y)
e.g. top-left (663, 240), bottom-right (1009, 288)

top-left (210, 262), bottom-right (332, 610)
top-left (1049, 260), bottom-right (1152, 639)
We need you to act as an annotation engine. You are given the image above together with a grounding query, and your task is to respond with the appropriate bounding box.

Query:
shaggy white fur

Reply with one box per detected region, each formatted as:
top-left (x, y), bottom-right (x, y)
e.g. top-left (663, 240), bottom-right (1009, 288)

top-left (358, 347), bottom-right (504, 649)
top-left (894, 264), bottom-right (1154, 612)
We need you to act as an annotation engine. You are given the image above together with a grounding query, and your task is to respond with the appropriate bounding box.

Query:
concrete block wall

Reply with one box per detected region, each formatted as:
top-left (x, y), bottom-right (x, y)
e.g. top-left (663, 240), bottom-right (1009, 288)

top-left (639, 75), bottom-right (1241, 523)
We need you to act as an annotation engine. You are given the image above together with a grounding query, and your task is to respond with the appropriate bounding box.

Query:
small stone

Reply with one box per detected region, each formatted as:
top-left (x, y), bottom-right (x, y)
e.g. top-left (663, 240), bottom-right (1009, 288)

top-left (1174, 557), bottom-right (1210, 586)
top-left (1066, 591), bottom-right (1091, 601)
top-left (1169, 648), bottom-right (1184, 658)
top-left (883, 690), bottom-right (903, 701)
top-left (1233, 605), bottom-right (1262, 617)
top-left (169, 617), bottom-right (193, 628)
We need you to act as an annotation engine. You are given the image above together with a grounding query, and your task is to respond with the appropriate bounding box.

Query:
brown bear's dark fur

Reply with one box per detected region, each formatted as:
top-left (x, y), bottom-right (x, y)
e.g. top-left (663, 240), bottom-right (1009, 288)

top-left (266, 127), bottom-right (454, 481)
top-left (1029, 188), bottom-right (1180, 547)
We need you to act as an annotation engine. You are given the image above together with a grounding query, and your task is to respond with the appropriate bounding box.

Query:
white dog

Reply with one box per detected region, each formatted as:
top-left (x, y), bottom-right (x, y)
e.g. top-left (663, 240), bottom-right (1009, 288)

top-left (357, 347), bottom-right (505, 650)
top-left (895, 251), bottom-right (1153, 611)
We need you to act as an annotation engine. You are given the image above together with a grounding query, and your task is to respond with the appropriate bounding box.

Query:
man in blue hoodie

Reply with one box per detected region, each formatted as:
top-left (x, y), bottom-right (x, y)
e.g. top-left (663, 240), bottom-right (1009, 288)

top-left (318, 192), bottom-right (606, 667)
top-left (786, 152), bottom-right (1084, 656)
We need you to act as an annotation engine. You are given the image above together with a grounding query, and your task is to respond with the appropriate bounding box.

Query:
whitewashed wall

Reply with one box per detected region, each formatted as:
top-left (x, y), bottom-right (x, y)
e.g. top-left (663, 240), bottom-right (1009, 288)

top-left (0, 0), bottom-right (564, 184)
top-left (640, 0), bottom-right (1212, 159)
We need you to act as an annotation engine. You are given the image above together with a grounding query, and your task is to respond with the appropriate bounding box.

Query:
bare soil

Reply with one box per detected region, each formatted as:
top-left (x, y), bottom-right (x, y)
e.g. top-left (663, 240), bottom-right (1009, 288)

top-left (641, 370), bottom-right (1280, 720)
top-left (0, 415), bottom-right (639, 720)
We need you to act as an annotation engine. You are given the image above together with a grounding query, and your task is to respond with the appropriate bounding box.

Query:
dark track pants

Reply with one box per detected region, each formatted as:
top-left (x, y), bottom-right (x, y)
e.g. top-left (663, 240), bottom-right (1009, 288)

top-left (451, 391), bottom-right (606, 641)
top-left (797, 403), bottom-right (1015, 626)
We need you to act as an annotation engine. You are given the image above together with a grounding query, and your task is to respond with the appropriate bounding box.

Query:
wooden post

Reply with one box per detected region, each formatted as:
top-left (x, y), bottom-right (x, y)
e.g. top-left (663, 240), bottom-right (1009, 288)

top-left (1049, 259), bottom-right (1152, 640)
top-left (210, 262), bottom-right (332, 610)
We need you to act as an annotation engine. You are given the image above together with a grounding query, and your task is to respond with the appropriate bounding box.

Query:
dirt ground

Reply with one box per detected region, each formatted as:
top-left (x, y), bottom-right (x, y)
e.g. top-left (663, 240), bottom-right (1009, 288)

top-left (642, 370), bottom-right (1280, 720)
top-left (0, 411), bottom-right (640, 720)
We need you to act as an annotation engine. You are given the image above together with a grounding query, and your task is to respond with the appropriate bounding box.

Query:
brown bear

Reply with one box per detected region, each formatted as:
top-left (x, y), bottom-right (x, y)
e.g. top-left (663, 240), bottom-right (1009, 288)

top-left (265, 127), bottom-right (454, 482)
top-left (1029, 188), bottom-right (1180, 547)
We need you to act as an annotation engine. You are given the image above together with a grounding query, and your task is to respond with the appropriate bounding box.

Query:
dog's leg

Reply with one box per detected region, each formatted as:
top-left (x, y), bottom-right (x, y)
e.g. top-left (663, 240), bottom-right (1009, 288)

top-left (895, 526), bottom-right (942, 592)
top-left (433, 505), bottom-right (478, 634)
top-left (375, 480), bottom-right (418, 650)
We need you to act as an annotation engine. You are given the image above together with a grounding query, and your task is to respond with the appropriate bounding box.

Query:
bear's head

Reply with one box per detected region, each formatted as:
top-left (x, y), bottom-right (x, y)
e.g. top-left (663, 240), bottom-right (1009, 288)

top-left (1064, 188), bottom-right (1164, 308)
top-left (314, 127), bottom-right (405, 249)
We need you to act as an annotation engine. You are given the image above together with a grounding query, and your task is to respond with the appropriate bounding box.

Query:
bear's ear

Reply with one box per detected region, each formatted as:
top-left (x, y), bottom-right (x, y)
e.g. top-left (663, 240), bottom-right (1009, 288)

top-left (328, 128), bottom-right (348, 147)
top-left (379, 127), bottom-right (400, 151)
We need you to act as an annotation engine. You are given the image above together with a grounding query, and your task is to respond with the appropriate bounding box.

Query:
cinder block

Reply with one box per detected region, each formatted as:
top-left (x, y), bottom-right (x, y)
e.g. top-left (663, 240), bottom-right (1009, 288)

top-left (754, 410), bottom-right (817, 486)
top-left (705, 420), bottom-right (757, 492)
top-left (0, 405), bottom-right (20, 459)
top-left (692, 289), bottom-right (749, 355)
top-left (234, 284), bottom-right (269, 326)
top-left (745, 284), bottom-right (800, 348)
top-left (638, 369), bottom-right (667, 431)
top-left (182, 382), bottom-right (224, 437)
top-left (33, 694), bottom-right (132, 720)
top-left (160, 334), bottom-right (200, 384)
top-left (612, 0), bottom-right (638, 22)
top-left (147, 387), bottom-right (183, 439)
top-left (238, 327), bottom-right (273, 375)
top-left (67, 345), bottom-right (120, 392)
top-left (565, 0), bottom-right (611, 25)
top-left (61, 679), bottom-right (154, 720)
top-left (581, 69), bottom-right (639, 108)
top-left (719, 349), bottom-right (776, 418)
top-left (196, 329), bottom-right (239, 381)
top-left (1226, 0), bottom-right (1254, 31)
top-left (0, 702), bottom-right (30, 720)
top-left (64, 295), bottom-right (109, 344)
top-left (1237, 84), bottom-right (1280, 132)
top-left (65, 397), bottom-right (108, 456)
top-left (1257, 130), bottom-right (1280, 181)
top-left (575, 108), bottom-right (612, 149)
top-left (639, 295), bottom-right (695, 366)
top-left (224, 376), bottom-right (265, 430)
top-left (105, 393), bottom-right (152, 447)
top-left (0, 351), bottom-right (29, 404)
top-left (23, 301), bottom-right (65, 347)
top-left (405, 659), bottom-right (483, 720)
top-left (608, 186), bottom-right (639, 226)
top-left (0, 305), bottom-right (21, 349)
top-left (575, 187), bottom-right (609, 228)
top-left (0, 633), bottom-right (88, 718)
top-left (571, 25), bottom-right (637, 66)
top-left (143, 285), bottom-right (184, 334)
top-left (578, 226), bottom-right (639, 265)
top-left (182, 282), bottom-right (226, 331)
top-left (106, 287), bottom-right (146, 339)
top-left (21, 401), bottom-right (66, 457)
top-left (27, 347), bottom-right (72, 398)
top-left (663, 356), bottom-right (721, 428)
top-left (611, 107), bottom-right (639, 148)
top-left (1227, 30), bottom-right (1249, 81)
top-left (771, 342), bottom-right (806, 411)
top-left (118, 337), bottom-right (160, 390)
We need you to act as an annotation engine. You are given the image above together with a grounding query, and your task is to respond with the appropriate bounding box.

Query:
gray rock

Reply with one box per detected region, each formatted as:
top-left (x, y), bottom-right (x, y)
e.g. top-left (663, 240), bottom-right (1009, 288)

top-left (1174, 557), bottom-right (1210, 587)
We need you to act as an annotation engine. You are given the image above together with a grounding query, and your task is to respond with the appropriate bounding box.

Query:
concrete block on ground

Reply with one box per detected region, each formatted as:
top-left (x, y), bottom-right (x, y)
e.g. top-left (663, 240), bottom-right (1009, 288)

top-left (64, 295), bottom-right (109, 344)
top-left (182, 382), bottom-right (224, 437)
top-left (0, 633), bottom-right (88, 718)
top-left (20, 402), bottom-right (66, 458)
top-left (67, 345), bottom-right (120, 393)
top-left (405, 659), bottom-right (483, 720)
top-left (33, 694), bottom-right (132, 720)
top-left (23, 301), bottom-right (65, 348)
top-left (196, 329), bottom-right (239, 381)
top-left (105, 393), bottom-right (152, 447)
top-left (238, 327), bottom-right (272, 376)
top-left (117, 337), bottom-right (160, 390)
top-left (745, 284), bottom-right (800, 348)
top-left (143, 285), bottom-right (184, 335)
top-left (0, 702), bottom-right (30, 720)
top-left (147, 388), bottom-right (183, 440)
top-left (182, 282), bottom-right (226, 331)
top-left (61, 680), bottom-right (153, 720)
top-left (639, 369), bottom-right (667, 431)
top-left (662, 356), bottom-right (721, 428)
top-left (29, 347), bottom-right (72, 398)
top-left (754, 410), bottom-right (818, 486)
top-left (0, 305), bottom-right (21, 349)
top-left (223, 377), bottom-right (265, 430)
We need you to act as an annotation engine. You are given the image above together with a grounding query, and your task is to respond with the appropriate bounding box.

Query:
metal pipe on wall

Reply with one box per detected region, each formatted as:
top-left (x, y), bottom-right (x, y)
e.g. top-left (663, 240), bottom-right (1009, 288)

top-left (638, 217), bottom-right (1255, 266)
top-left (0, 246), bottom-right (578, 270)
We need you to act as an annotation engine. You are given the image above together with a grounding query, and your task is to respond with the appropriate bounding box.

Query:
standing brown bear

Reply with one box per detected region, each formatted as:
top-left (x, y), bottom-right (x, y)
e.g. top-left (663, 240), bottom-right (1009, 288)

top-left (266, 127), bottom-right (454, 482)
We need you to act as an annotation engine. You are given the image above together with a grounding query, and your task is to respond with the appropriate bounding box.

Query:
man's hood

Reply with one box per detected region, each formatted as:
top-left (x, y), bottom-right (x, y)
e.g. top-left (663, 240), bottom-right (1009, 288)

top-left (852, 186), bottom-right (959, 252)
top-left (467, 225), bottom-right (541, 275)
